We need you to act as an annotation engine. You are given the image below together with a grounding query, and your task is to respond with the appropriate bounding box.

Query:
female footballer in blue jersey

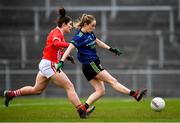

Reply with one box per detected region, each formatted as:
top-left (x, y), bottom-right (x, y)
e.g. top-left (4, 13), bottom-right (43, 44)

top-left (57, 14), bottom-right (147, 111)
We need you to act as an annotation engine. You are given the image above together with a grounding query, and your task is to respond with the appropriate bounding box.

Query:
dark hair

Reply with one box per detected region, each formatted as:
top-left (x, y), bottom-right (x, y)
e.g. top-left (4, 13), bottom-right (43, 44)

top-left (57, 8), bottom-right (72, 27)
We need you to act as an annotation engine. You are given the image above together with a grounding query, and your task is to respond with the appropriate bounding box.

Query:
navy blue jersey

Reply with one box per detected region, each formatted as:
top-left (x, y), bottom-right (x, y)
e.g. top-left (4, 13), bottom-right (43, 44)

top-left (71, 29), bottom-right (99, 64)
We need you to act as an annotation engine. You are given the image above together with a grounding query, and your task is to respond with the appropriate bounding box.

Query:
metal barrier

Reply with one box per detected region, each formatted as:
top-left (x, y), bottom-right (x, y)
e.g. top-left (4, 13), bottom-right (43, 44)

top-left (0, 5), bottom-right (175, 42)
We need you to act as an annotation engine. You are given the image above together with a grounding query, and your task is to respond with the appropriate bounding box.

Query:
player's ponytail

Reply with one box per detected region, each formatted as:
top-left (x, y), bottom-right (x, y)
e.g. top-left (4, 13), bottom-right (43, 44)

top-left (74, 14), bottom-right (96, 29)
top-left (57, 7), bottom-right (72, 27)
top-left (59, 7), bottom-right (66, 19)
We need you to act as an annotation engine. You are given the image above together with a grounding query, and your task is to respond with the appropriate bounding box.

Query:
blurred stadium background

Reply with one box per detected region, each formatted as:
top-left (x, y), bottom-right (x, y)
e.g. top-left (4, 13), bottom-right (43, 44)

top-left (0, 0), bottom-right (180, 98)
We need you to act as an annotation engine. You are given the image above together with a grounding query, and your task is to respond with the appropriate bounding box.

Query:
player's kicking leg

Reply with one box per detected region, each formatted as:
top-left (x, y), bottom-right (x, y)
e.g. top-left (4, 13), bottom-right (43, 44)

top-left (129, 89), bottom-right (147, 101)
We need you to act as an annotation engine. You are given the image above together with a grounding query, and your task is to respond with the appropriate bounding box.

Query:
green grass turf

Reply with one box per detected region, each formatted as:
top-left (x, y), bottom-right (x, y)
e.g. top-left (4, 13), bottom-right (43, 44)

top-left (0, 98), bottom-right (180, 122)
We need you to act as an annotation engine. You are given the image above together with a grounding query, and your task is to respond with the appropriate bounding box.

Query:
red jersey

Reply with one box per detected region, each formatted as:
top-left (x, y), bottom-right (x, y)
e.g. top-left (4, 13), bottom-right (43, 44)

top-left (42, 27), bottom-right (69, 63)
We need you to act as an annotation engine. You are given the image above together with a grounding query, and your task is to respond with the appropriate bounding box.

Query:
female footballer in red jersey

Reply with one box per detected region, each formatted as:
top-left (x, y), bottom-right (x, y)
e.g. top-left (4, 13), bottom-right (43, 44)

top-left (58, 14), bottom-right (147, 111)
top-left (3, 8), bottom-right (87, 118)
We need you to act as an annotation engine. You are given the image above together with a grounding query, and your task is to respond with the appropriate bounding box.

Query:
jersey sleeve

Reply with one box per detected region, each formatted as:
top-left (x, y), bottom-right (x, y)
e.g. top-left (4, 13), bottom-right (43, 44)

top-left (92, 32), bottom-right (96, 40)
top-left (71, 35), bottom-right (78, 47)
top-left (52, 29), bottom-right (69, 48)
top-left (54, 39), bottom-right (69, 48)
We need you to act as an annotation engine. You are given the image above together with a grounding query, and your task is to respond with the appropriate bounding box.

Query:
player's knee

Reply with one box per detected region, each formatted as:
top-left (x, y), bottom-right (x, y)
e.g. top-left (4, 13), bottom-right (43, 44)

top-left (97, 88), bottom-right (105, 97)
top-left (100, 89), bottom-right (105, 96)
top-left (109, 78), bottom-right (118, 86)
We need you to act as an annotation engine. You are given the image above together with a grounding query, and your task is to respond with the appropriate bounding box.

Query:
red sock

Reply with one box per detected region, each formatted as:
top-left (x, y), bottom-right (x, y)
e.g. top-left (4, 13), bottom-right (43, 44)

top-left (8, 89), bottom-right (22, 97)
top-left (129, 90), bottom-right (135, 96)
top-left (76, 104), bottom-right (86, 110)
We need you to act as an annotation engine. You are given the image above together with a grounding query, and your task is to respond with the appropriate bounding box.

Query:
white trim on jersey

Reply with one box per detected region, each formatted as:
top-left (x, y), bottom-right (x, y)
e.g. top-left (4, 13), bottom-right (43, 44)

top-left (53, 37), bottom-right (61, 42)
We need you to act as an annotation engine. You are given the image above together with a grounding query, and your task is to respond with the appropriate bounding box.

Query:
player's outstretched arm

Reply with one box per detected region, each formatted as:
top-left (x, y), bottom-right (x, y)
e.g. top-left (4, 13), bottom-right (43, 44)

top-left (95, 38), bottom-right (123, 56)
top-left (109, 47), bottom-right (123, 56)
top-left (61, 43), bottom-right (75, 62)
top-left (95, 38), bottom-right (110, 49)
top-left (56, 43), bottom-right (75, 72)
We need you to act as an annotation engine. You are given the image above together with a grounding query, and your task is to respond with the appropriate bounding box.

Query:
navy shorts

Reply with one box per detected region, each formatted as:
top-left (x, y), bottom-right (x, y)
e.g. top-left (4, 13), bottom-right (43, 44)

top-left (82, 59), bottom-right (104, 81)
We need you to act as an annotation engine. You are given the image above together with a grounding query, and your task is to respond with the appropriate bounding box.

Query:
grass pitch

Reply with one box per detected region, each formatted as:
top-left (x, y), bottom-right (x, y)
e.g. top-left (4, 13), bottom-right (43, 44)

top-left (0, 98), bottom-right (180, 122)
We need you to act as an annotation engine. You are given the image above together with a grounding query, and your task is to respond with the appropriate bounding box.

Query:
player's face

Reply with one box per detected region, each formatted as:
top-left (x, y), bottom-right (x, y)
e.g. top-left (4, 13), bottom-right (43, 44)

top-left (64, 21), bottom-right (73, 33)
top-left (86, 20), bottom-right (96, 33)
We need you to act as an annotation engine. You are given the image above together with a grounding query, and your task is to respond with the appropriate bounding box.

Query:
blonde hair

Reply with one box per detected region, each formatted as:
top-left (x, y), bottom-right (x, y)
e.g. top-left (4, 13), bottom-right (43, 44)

top-left (74, 14), bottom-right (96, 29)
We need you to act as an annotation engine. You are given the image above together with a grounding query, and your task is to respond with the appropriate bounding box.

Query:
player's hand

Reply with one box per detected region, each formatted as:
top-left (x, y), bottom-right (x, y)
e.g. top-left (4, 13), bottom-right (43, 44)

top-left (109, 47), bottom-right (123, 56)
top-left (67, 55), bottom-right (75, 64)
top-left (56, 61), bottom-right (64, 72)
